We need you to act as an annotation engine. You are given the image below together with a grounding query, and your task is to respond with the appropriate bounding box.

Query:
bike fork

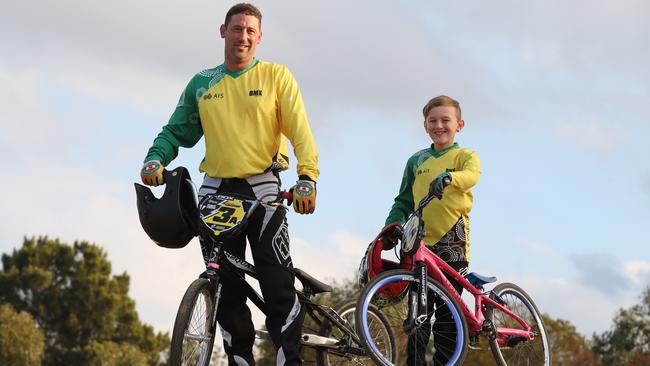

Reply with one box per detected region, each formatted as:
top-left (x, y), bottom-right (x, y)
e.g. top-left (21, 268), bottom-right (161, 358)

top-left (404, 262), bottom-right (429, 333)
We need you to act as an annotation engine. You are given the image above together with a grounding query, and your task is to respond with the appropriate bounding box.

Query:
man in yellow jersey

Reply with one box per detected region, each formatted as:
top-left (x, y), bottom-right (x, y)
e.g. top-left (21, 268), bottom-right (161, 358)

top-left (140, 4), bottom-right (319, 365)
top-left (383, 95), bottom-right (480, 365)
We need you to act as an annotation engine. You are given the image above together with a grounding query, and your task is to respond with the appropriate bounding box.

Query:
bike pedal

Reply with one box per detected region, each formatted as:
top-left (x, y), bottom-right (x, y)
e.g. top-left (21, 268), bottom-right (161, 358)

top-left (506, 335), bottom-right (528, 348)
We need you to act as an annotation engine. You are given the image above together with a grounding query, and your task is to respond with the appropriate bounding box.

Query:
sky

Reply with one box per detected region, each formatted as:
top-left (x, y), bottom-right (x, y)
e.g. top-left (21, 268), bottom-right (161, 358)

top-left (1, 0), bottom-right (649, 340)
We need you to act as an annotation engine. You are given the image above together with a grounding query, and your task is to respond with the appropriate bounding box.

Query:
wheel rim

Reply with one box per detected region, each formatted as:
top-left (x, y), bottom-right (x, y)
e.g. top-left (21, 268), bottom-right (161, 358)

top-left (361, 273), bottom-right (465, 365)
top-left (181, 290), bottom-right (212, 365)
top-left (491, 289), bottom-right (550, 365)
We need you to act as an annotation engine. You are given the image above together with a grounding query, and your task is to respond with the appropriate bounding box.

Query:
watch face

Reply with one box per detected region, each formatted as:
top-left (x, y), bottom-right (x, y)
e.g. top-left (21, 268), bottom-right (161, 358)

top-left (143, 161), bottom-right (161, 175)
top-left (295, 182), bottom-right (314, 196)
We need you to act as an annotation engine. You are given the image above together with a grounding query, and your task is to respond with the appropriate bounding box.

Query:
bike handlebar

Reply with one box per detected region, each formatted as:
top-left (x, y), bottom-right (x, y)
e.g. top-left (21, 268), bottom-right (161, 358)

top-left (280, 190), bottom-right (293, 205)
top-left (162, 168), bottom-right (295, 205)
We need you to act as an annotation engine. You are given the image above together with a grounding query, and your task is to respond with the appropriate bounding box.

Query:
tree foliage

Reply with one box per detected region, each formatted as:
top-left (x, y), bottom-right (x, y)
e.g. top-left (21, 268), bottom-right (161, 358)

top-left (0, 236), bottom-right (169, 366)
top-left (593, 286), bottom-right (650, 366)
top-left (544, 314), bottom-right (602, 366)
top-left (85, 340), bottom-right (148, 366)
top-left (0, 303), bottom-right (45, 366)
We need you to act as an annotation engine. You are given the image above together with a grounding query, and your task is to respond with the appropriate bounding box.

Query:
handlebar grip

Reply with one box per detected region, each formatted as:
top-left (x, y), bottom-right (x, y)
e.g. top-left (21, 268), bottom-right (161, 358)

top-left (281, 190), bottom-right (294, 204)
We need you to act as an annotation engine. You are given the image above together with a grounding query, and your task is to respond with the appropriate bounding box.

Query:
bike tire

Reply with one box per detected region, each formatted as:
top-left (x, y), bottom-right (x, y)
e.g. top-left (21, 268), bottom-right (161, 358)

top-left (316, 298), bottom-right (398, 365)
top-left (356, 269), bottom-right (468, 365)
top-left (488, 282), bottom-right (551, 366)
top-left (170, 278), bottom-right (216, 366)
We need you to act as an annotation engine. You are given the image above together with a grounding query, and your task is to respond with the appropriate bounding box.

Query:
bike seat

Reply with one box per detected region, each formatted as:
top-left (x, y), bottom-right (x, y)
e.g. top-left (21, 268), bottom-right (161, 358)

top-left (465, 272), bottom-right (497, 288)
top-left (293, 268), bottom-right (332, 294)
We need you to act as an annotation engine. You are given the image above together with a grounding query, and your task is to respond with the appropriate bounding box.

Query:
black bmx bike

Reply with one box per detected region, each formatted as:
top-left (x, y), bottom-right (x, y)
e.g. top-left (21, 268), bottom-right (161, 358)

top-left (169, 175), bottom-right (398, 365)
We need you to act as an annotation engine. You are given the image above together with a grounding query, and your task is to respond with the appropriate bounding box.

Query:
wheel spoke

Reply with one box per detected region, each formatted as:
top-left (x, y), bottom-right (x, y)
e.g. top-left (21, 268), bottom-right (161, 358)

top-left (488, 283), bottom-right (550, 366)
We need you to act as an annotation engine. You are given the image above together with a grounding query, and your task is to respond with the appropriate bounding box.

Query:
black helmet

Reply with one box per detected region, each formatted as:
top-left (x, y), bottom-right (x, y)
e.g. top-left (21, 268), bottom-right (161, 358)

top-left (134, 166), bottom-right (199, 248)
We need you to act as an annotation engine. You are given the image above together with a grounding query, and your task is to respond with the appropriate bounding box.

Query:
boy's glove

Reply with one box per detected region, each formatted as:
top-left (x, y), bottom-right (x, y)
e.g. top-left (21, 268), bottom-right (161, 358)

top-left (140, 160), bottom-right (165, 186)
top-left (429, 172), bottom-right (452, 199)
top-left (379, 222), bottom-right (402, 250)
top-left (292, 178), bottom-right (316, 214)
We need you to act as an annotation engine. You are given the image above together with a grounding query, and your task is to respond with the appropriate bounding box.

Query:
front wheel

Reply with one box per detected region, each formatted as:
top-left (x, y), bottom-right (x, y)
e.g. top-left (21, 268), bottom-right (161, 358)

top-left (170, 278), bottom-right (216, 366)
top-left (488, 282), bottom-right (551, 366)
top-left (316, 299), bottom-right (397, 365)
top-left (356, 269), bottom-right (468, 366)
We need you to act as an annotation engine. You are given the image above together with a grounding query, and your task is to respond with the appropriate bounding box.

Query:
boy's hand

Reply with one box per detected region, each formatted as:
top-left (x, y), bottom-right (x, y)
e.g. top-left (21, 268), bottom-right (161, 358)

top-left (429, 172), bottom-right (452, 199)
top-left (141, 160), bottom-right (165, 186)
top-left (292, 178), bottom-right (316, 214)
top-left (379, 222), bottom-right (402, 250)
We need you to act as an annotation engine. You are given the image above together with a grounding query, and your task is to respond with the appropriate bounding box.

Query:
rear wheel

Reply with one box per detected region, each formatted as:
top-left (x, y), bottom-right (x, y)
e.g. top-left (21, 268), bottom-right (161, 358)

top-left (317, 299), bottom-right (397, 365)
top-left (488, 283), bottom-right (550, 366)
top-left (356, 269), bottom-right (468, 365)
top-left (170, 278), bottom-right (215, 366)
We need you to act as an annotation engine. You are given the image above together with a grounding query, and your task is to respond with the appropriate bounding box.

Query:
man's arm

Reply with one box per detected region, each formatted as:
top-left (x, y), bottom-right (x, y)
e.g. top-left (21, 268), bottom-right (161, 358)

top-left (144, 78), bottom-right (204, 165)
top-left (276, 65), bottom-right (319, 182)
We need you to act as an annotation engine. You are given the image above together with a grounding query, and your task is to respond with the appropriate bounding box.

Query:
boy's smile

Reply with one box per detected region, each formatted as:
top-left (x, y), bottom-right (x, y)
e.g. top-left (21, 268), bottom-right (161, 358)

top-left (424, 106), bottom-right (464, 151)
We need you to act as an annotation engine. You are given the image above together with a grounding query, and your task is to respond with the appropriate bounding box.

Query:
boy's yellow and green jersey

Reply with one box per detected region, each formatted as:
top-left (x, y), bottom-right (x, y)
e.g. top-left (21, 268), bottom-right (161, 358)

top-left (386, 143), bottom-right (480, 261)
top-left (144, 59), bottom-right (319, 181)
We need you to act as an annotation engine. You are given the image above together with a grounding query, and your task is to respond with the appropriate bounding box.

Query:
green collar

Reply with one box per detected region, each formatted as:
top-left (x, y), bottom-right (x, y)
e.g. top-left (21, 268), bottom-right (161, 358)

top-left (430, 142), bottom-right (459, 158)
top-left (223, 58), bottom-right (259, 78)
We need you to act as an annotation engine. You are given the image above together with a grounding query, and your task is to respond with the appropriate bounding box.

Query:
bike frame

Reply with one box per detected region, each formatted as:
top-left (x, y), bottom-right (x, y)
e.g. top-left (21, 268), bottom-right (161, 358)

top-left (410, 241), bottom-right (535, 346)
top-left (200, 222), bottom-right (368, 355)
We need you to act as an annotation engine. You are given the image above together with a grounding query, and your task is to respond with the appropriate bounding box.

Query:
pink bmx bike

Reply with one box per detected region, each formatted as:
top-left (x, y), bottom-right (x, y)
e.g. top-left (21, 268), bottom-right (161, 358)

top-left (355, 182), bottom-right (550, 365)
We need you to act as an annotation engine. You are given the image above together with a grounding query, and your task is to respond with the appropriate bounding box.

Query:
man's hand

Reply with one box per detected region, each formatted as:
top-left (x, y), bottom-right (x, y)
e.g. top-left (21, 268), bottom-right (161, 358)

top-left (292, 178), bottom-right (316, 214)
top-left (429, 172), bottom-right (452, 199)
top-left (141, 160), bottom-right (165, 186)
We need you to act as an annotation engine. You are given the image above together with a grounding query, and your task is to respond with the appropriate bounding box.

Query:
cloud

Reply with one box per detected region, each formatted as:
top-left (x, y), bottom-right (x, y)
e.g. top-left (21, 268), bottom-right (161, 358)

top-left (642, 171), bottom-right (650, 195)
top-left (554, 122), bottom-right (623, 154)
top-left (2, 0), bottom-right (650, 340)
top-left (291, 231), bottom-right (368, 285)
top-left (622, 261), bottom-right (650, 287)
top-left (571, 253), bottom-right (632, 296)
top-left (501, 274), bottom-right (626, 336)
top-left (523, 239), bottom-right (563, 261)
top-left (4, 0), bottom-right (647, 133)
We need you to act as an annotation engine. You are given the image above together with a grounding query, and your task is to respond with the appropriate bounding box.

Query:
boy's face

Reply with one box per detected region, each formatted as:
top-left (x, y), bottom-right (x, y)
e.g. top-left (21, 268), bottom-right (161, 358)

top-left (424, 106), bottom-right (464, 151)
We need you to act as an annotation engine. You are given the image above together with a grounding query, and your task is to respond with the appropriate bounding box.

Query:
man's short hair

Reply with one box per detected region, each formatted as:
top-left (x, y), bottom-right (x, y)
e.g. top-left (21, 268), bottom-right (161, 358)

top-left (422, 95), bottom-right (462, 120)
top-left (225, 3), bottom-right (262, 28)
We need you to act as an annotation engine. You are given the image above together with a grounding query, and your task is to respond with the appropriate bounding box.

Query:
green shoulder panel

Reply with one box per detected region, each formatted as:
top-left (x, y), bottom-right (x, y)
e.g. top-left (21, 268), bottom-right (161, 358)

top-left (385, 147), bottom-right (434, 225)
top-left (144, 66), bottom-right (227, 165)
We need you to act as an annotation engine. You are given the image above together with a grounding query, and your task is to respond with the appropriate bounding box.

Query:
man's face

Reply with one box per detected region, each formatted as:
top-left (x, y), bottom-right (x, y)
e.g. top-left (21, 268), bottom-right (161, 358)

top-left (220, 14), bottom-right (262, 69)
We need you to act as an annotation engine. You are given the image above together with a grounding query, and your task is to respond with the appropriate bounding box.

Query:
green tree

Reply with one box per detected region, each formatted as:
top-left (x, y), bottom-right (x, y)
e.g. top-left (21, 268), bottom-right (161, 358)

top-left (593, 286), bottom-right (650, 366)
top-left (85, 340), bottom-right (148, 366)
top-left (544, 315), bottom-right (601, 366)
top-left (0, 236), bottom-right (170, 366)
top-left (0, 303), bottom-right (45, 366)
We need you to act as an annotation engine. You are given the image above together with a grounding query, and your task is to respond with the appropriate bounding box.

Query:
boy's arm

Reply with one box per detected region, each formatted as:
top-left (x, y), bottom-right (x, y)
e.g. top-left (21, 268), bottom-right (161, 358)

top-left (144, 78), bottom-right (204, 165)
top-left (385, 161), bottom-right (416, 225)
top-left (449, 151), bottom-right (481, 191)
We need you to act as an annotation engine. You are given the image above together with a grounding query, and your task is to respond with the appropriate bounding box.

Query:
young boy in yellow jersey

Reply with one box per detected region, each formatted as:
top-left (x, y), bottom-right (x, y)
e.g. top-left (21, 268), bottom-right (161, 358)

top-left (384, 95), bottom-right (481, 365)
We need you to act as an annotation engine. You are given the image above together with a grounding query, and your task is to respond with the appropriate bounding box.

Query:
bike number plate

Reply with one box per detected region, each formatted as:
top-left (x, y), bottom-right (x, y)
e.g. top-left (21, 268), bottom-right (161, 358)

top-left (200, 195), bottom-right (254, 237)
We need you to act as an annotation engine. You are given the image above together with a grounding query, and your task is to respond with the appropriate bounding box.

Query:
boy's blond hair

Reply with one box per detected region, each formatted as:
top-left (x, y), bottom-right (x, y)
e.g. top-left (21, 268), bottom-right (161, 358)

top-left (422, 95), bottom-right (462, 121)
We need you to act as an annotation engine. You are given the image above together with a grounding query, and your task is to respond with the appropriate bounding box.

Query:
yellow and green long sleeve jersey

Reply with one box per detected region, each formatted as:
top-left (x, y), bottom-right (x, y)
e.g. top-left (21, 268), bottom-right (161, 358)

top-left (144, 59), bottom-right (320, 181)
top-left (385, 143), bottom-right (481, 259)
